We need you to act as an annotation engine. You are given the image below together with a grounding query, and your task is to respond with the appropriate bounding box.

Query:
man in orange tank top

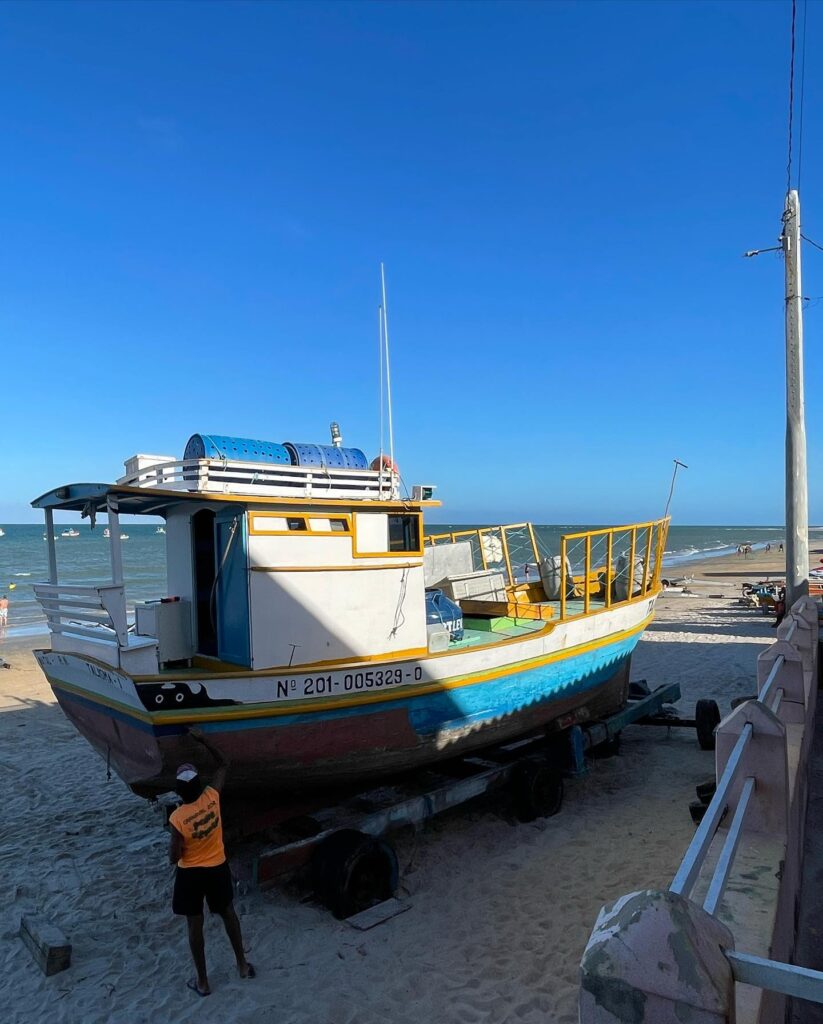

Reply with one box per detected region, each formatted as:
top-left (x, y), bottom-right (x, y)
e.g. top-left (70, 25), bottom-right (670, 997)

top-left (169, 728), bottom-right (254, 996)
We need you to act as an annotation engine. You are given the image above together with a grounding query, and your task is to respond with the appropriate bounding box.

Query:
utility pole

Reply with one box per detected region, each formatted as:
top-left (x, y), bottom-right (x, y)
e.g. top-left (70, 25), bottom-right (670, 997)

top-left (782, 189), bottom-right (809, 604)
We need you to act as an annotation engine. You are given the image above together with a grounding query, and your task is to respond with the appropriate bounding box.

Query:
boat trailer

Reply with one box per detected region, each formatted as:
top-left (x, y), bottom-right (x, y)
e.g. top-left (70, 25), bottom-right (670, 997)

top-left (202, 681), bottom-right (720, 918)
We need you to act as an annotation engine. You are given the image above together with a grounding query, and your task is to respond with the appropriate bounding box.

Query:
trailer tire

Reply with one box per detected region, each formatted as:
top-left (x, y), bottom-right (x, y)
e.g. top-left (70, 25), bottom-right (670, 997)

top-left (511, 760), bottom-right (564, 823)
top-left (311, 829), bottom-right (399, 919)
top-left (696, 699), bottom-right (721, 751)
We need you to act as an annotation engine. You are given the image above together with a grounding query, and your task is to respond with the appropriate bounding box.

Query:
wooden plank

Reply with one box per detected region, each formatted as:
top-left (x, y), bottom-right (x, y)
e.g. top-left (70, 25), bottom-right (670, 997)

top-left (346, 898), bottom-right (411, 930)
top-left (19, 915), bottom-right (71, 976)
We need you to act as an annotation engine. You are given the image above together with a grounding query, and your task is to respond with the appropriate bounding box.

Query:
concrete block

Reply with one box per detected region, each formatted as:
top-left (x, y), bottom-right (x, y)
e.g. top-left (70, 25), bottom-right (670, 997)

top-left (579, 889), bottom-right (735, 1023)
top-left (19, 914), bottom-right (71, 976)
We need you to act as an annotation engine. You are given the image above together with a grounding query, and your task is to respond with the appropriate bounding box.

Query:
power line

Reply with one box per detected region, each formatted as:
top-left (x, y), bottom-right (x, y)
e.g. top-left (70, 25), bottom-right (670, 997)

top-left (787, 0), bottom-right (797, 196)
top-left (801, 233), bottom-right (823, 254)
top-left (797, 0), bottom-right (808, 190)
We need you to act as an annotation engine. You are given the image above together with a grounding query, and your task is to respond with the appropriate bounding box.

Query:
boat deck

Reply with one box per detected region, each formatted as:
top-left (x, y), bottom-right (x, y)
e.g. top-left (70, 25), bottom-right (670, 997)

top-left (133, 597), bottom-right (622, 678)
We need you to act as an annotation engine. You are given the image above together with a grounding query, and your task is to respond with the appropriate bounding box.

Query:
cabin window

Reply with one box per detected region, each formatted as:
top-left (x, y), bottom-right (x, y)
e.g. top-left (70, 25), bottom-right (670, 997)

top-left (286, 517), bottom-right (307, 532)
top-left (388, 514), bottom-right (421, 553)
top-left (328, 518), bottom-right (349, 533)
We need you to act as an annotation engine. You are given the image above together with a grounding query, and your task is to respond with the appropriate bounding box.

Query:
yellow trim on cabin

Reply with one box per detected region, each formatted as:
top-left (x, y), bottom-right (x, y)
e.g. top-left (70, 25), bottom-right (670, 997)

top-left (113, 484), bottom-right (441, 509)
top-left (352, 510), bottom-right (424, 559)
top-left (248, 511), bottom-right (353, 537)
top-left (184, 644), bottom-right (431, 676)
top-left (250, 562), bottom-right (422, 573)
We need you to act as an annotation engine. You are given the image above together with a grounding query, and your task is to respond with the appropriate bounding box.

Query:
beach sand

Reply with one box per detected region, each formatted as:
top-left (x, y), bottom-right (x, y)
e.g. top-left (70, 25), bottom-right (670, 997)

top-left (0, 549), bottom-right (785, 1024)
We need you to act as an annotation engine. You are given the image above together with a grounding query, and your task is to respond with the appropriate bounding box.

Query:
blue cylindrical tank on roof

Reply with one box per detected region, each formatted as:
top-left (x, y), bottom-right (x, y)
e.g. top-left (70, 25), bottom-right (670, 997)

top-left (184, 434), bottom-right (292, 465)
top-left (283, 442), bottom-right (369, 470)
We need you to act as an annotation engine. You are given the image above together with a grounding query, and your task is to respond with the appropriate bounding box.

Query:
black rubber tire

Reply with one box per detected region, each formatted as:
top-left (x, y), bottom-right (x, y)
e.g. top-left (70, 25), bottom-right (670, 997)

top-left (511, 759), bottom-right (564, 823)
top-left (311, 829), bottom-right (399, 919)
top-left (695, 778), bottom-right (716, 804)
top-left (695, 699), bottom-right (721, 751)
top-left (689, 800), bottom-right (707, 825)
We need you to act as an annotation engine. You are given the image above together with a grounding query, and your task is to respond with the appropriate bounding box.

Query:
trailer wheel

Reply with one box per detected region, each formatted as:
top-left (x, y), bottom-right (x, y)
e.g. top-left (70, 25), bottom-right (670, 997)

top-left (311, 829), bottom-right (399, 919)
top-left (696, 699), bottom-right (721, 751)
top-left (511, 760), bottom-right (564, 823)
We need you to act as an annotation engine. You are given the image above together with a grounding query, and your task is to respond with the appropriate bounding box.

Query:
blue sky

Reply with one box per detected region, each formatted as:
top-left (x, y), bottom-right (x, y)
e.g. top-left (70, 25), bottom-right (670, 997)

top-left (0, 0), bottom-right (818, 525)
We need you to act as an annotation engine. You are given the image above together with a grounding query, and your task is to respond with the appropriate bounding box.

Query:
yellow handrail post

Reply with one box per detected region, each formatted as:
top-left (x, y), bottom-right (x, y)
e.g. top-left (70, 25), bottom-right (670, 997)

top-left (477, 529), bottom-right (488, 571)
top-left (642, 526), bottom-right (653, 593)
top-left (560, 536), bottom-right (567, 621)
top-left (606, 529), bottom-right (613, 608)
top-left (450, 532), bottom-right (456, 543)
top-left (628, 527), bottom-right (637, 602)
top-left (501, 527), bottom-right (514, 585)
top-left (584, 534), bottom-right (591, 614)
top-left (653, 518), bottom-right (669, 588)
top-left (527, 522), bottom-right (540, 568)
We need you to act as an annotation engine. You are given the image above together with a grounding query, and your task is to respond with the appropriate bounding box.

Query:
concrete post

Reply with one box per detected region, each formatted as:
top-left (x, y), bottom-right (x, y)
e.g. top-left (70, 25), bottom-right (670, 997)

top-left (579, 889), bottom-right (736, 1023)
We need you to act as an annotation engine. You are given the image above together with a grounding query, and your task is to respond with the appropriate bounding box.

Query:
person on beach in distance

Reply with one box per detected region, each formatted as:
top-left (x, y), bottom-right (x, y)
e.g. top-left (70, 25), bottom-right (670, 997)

top-left (169, 728), bottom-right (255, 996)
top-left (0, 593), bottom-right (7, 635)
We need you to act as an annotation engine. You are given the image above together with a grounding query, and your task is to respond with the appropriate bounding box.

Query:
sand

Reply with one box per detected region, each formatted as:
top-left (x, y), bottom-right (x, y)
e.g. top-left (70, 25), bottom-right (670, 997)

top-left (0, 550), bottom-right (783, 1024)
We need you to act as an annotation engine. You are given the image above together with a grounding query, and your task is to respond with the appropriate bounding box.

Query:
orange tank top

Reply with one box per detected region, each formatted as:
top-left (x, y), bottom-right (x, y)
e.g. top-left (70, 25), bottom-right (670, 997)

top-left (170, 786), bottom-right (226, 868)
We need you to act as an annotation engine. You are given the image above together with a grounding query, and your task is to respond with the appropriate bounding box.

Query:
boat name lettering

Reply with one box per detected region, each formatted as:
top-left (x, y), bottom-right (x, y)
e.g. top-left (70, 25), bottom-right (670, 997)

top-left (86, 663), bottom-right (127, 691)
top-left (277, 665), bottom-right (424, 701)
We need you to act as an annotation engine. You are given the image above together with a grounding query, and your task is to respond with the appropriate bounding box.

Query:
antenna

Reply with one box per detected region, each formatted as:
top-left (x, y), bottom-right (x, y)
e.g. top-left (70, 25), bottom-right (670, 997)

top-left (380, 263), bottom-right (396, 484)
top-left (378, 304), bottom-right (386, 496)
top-left (664, 459), bottom-right (688, 520)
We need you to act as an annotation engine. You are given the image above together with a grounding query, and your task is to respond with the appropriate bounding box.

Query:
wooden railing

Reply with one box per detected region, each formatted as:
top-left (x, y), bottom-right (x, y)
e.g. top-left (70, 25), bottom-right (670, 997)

top-left (33, 583), bottom-right (129, 646)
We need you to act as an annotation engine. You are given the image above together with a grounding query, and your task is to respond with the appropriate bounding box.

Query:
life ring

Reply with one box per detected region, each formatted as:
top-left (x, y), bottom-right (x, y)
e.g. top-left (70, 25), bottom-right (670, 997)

top-left (370, 455), bottom-right (399, 475)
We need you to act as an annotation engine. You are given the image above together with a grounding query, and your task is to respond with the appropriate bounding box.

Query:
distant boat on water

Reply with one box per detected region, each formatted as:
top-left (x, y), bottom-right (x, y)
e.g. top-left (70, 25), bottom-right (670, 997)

top-left (156, 527), bottom-right (165, 535)
top-left (0, 527), bottom-right (4, 537)
top-left (61, 528), bottom-right (80, 538)
top-left (103, 527), bottom-right (128, 539)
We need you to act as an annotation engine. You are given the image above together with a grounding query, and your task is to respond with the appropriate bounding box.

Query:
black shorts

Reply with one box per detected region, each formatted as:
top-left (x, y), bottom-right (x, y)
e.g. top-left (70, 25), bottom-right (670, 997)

top-left (172, 861), bottom-right (233, 917)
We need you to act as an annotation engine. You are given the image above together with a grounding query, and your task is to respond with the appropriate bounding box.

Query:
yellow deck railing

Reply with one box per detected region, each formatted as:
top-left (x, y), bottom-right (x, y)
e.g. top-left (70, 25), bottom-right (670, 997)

top-left (425, 518), bottom-right (670, 622)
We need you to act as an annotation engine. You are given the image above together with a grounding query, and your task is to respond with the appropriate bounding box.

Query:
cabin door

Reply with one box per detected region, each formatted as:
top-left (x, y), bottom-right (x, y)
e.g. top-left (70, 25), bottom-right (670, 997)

top-left (192, 509), bottom-right (217, 657)
top-left (214, 510), bottom-right (250, 666)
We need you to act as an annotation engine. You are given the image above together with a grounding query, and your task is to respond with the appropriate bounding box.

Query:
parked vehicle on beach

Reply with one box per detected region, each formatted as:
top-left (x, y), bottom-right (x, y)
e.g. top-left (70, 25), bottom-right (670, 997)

top-left (30, 431), bottom-right (670, 797)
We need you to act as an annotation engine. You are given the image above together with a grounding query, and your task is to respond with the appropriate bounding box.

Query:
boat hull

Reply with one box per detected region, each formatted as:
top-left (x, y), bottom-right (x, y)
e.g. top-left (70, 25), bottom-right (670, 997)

top-left (35, 597), bottom-right (655, 795)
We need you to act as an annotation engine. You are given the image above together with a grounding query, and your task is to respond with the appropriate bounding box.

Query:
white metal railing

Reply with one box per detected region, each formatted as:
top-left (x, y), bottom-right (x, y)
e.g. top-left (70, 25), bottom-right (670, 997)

top-left (670, 723), bottom-right (753, 900)
top-left (33, 583), bottom-right (128, 646)
top-left (580, 597), bottom-right (823, 1022)
top-left (115, 458), bottom-right (400, 500)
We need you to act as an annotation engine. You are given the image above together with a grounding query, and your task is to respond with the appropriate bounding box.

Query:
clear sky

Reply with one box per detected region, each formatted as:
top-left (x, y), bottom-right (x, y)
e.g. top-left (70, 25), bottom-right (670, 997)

top-left (1, 0), bottom-right (819, 525)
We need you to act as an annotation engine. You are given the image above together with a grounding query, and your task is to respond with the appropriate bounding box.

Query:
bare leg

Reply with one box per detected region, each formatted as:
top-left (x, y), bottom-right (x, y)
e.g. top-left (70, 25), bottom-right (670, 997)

top-left (186, 915), bottom-right (210, 994)
top-left (219, 904), bottom-right (253, 977)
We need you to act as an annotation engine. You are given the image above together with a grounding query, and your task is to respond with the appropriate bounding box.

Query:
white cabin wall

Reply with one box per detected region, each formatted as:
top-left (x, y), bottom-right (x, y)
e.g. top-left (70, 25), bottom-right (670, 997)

top-left (165, 510), bottom-right (193, 605)
top-left (247, 508), bottom-right (427, 669)
top-left (249, 565), bottom-right (427, 668)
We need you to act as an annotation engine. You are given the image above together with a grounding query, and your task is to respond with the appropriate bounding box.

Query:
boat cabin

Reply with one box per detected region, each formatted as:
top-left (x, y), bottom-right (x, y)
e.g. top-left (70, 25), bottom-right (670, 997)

top-left (31, 433), bottom-right (669, 678)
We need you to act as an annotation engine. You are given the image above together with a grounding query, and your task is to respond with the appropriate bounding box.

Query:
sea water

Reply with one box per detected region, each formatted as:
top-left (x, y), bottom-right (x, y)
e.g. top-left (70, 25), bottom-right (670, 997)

top-left (0, 522), bottom-right (811, 640)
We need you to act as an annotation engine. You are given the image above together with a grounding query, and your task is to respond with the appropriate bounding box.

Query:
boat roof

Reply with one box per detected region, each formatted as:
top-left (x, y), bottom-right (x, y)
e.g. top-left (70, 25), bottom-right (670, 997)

top-left (31, 482), bottom-right (436, 514)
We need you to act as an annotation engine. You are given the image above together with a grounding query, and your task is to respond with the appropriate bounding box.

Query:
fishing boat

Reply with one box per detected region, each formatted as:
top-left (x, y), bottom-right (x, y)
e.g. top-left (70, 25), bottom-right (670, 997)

top-left (61, 528), bottom-right (80, 538)
top-left (0, 527), bottom-right (5, 537)
top-left (156, 526), bottom-right (166, 535)
top-left (31, 432), bottom-right (669, 796)
top-left (103, 528), bottom-right (110, 538)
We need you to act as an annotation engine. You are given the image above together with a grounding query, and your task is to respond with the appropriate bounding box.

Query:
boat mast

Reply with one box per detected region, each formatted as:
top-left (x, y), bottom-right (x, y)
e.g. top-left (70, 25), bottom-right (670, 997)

top-left (782, 189), bottom-right (809, 603)
top-left (380, 263), bottom-right (396, 482)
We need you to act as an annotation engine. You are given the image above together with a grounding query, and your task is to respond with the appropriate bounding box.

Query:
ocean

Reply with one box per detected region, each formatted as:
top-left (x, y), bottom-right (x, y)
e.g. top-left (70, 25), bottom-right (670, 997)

top-left (0, 522), bottom-right (811, 641)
